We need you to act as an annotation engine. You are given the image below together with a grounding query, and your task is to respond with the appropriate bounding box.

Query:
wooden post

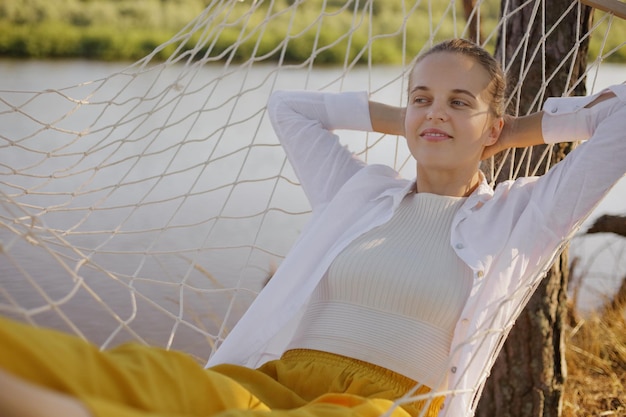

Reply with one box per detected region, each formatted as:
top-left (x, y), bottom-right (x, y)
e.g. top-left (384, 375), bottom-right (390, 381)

top-left (580, 0), bottom-right (626, 19)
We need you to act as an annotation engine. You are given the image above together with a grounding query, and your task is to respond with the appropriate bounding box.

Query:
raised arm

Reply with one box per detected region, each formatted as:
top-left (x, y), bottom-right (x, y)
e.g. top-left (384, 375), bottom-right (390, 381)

top-left (267, 90), bottom-right (372, 211)
top-left (481, 88), bottom-right (620, 160)
top-left (527, 84), bottom-right (625, 237)
top-left (369, 101), bottom-right (405, 137)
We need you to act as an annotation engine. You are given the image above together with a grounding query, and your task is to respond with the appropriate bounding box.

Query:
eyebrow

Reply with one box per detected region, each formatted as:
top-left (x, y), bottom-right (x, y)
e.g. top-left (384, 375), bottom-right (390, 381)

top-left (410, 86), bottom-right (478, 100)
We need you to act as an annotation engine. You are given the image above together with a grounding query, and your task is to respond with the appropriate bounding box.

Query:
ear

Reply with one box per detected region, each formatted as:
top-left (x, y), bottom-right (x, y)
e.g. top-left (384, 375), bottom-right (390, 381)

top-left (485, 116), bottom-right (504, 146)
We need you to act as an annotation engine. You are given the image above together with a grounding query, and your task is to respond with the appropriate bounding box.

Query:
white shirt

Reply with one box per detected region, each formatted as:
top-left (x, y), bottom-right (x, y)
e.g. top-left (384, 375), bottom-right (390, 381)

top-left (207, 84), bottom-right (626, 417)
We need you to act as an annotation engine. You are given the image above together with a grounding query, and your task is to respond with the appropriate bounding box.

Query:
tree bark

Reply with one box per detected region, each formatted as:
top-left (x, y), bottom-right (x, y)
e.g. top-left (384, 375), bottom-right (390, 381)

top-left (475, 1), bottom-right (593, 417)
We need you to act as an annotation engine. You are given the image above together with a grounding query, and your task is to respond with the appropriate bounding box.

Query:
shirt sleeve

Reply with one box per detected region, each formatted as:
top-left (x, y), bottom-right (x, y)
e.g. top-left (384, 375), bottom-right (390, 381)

top-left (267, 90), bottom-right (372, 211)
top-left (532, 83), bottom-right (626, 239)
top-left (542, 83), bottom-right (626, 144)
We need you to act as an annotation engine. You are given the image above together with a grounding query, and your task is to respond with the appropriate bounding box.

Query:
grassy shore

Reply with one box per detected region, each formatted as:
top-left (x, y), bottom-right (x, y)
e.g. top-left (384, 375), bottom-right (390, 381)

top-left (563, 272), bottom-right (626, 416)
top-left (0, 0), bottom-right (624, 63)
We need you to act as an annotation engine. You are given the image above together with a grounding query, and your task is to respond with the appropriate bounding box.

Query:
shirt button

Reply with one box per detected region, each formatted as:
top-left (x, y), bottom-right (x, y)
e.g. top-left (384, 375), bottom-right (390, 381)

top-left (550, 105), bottom-right (558, 113)
top-left (451, 366), bottom-right (457, 373)
top-left (461, 318), bottom-right (469, 325)
top-left (455, 243), bottom-right (464, 250)
top-left (476, 270), bottom-right (484, 278)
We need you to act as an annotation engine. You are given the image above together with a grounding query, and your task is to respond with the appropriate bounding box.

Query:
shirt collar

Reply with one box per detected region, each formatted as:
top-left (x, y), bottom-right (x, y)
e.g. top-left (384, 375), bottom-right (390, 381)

top-left (375, 168), bottom-right (494, 213)
top-left (465, 171), bottom-right (494, 211)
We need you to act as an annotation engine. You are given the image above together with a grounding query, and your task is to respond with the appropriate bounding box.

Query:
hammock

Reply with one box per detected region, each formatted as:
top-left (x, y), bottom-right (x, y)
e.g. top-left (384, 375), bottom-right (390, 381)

top-left (0, 0), bottom-right (625, 415)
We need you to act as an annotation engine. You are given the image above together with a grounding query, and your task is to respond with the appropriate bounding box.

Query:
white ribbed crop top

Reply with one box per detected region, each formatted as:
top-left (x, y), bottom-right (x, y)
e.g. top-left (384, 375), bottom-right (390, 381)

top-left (287, 191), bottom-right (474, 389)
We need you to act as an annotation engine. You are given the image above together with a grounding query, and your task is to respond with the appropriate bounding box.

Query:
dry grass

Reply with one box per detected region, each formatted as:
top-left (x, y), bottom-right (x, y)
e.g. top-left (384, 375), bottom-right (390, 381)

top-left (563, 276), bottom-right (626, 417)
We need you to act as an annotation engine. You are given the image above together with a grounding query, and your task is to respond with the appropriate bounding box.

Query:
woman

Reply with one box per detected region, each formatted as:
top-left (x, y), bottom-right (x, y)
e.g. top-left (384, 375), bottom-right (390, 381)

top-left (1, 39), bottom-right (624, 417)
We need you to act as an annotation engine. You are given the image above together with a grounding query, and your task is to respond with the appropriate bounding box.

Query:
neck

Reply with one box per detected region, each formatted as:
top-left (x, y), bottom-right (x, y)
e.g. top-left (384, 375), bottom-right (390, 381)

top-left (415, 166), bottom-right (482, 197)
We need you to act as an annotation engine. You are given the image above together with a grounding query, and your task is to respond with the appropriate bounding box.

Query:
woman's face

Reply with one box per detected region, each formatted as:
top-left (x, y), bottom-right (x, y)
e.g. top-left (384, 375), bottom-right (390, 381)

top-left (405, 52), bottom-right (502, 174)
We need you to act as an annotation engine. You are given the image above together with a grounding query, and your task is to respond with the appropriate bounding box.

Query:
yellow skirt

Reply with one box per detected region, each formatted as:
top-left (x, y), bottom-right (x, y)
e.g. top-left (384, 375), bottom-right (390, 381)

top-left (0, 316), bottom-right (443, 417)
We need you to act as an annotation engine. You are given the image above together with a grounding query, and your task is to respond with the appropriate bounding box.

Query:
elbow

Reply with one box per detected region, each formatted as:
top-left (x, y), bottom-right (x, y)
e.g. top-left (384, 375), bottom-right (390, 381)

top-left (267, 90), bottom-right (291, 113)
top-left (267, 90), bottom-right (295, 127)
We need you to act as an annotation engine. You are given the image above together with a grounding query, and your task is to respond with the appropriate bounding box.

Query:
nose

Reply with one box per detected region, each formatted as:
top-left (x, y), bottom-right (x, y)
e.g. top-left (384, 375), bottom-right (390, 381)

top-left (426, 102), bottom-right (448, 121)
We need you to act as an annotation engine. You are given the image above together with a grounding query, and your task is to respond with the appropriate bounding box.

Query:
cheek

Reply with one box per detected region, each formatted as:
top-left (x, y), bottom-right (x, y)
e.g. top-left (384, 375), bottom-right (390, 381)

top-left (404, 118), bottom-right (412, 138)
top-left (468, 117), bottom-right (494, 144)
top-left (403, 109), bottom-right (421, 137)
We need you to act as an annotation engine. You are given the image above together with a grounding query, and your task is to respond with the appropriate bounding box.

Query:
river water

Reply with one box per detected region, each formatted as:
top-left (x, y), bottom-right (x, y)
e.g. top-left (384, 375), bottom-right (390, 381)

top-left (0, 59), bottom-right (624, 357)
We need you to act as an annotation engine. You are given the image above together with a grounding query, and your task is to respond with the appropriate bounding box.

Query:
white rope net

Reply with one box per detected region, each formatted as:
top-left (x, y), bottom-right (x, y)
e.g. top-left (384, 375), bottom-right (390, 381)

top-left (0, 0), bottom-right (624, 413)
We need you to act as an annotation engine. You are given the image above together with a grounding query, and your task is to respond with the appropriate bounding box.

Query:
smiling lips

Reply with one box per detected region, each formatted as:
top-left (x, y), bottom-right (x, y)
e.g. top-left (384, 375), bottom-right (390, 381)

top-left (420, 128), bottom-right (452, 142)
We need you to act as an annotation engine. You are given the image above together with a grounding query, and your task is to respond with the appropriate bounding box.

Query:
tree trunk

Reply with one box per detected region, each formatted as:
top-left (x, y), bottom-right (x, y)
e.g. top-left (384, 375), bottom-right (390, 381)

top-left (475, 1), bottom-right (593, 416)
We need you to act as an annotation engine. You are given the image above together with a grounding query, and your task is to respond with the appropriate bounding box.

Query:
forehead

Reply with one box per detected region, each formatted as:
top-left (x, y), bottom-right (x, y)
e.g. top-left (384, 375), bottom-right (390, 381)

top-left (409, 52), bottom-right (492, 95)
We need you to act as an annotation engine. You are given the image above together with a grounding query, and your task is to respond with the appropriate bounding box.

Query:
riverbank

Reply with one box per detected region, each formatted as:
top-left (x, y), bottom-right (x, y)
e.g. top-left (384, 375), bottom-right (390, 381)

top-left (563, 276), bottom-right (626, 416)
top-left (1, 0), bottom-right (624, 63)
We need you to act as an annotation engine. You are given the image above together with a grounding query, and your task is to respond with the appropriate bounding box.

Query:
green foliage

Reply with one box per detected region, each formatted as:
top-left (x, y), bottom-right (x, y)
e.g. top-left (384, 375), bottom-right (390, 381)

top-left (0, 0), bottom-right (623, 64)
top-left (589, 11), bottom-right (626, 63)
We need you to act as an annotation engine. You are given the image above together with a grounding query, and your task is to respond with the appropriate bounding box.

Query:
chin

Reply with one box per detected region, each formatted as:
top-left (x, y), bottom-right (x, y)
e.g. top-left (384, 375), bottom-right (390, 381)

top-left (415, 160), bottom-right (453, 171)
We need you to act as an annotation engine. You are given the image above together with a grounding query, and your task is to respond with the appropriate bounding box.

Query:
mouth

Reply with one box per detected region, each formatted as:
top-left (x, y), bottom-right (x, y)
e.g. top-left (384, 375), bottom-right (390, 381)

top-left (419, 128), bottom-right (452, 142)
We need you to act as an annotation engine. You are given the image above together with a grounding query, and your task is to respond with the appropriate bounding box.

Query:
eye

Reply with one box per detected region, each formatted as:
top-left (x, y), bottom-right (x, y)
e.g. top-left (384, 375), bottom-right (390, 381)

top-left (412, 96), bottom-right (429, 104)
top-left (451, 99), bottom-right (468, 107)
